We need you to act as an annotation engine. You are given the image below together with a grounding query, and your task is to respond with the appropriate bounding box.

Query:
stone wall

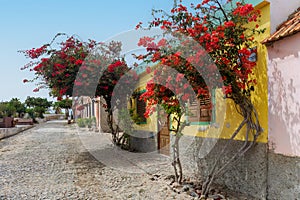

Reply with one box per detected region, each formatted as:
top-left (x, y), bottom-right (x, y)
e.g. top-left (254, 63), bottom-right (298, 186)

top-left (175, 136), bottom-right (300, 199)
top-left (0, 125), bottom-right (34, 140)
top-left (129, 130), bottom-right (157, 153)
top-left (267, 152), bottom-right (300, 199)
top-left (174, 136), bottom-right (267, 199)
top-left (0, 117), bottom-right (14, 128)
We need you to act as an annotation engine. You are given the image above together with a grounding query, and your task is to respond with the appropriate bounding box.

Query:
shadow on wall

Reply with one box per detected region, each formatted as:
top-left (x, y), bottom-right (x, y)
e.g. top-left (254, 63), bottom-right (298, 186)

top-left (268, 35), bottom-right (300, 156)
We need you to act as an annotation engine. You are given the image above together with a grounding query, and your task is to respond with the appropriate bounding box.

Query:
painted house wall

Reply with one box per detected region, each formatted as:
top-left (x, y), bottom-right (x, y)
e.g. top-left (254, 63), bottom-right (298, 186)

top-left (93, 96), bottom-right (111, 132)
top-left (268, 33), bottom-right (300, 157)
top-left (129, 69), bottom-right (159, 152)
top-left (132, 71), bottom-right (158, 134)
top-left (133, 1), bottom-right (270, 145)
top-left (265, 4), bottom-right (300, 198)
top-left (221, 1), bottom-right (269, 142)
top-left (181, 1), bottom-right (270, 143)
top-left (181, 2), bottom-right (271, 198)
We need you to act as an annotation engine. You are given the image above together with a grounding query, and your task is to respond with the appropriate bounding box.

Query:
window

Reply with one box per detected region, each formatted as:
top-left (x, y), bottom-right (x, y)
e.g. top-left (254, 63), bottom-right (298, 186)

top-left (135, 93), bottom-right (147, 124)
top-left (130, 91), bottom-right (147, 124)
top-left (186, 91), bottom-right (215, 125)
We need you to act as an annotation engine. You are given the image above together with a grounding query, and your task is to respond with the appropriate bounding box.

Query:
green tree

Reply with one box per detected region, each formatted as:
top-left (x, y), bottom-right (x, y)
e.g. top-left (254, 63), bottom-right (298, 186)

top-left (8, 98), bottom-right (26, 117)
top-left (53, 98), bottom-right (72, 118)
top-left (25, 97), bottom-right (52, 119)
top-left (0, 102), bottom-right (16, 117)
top-left (0, 103), bottom-right (6, 118)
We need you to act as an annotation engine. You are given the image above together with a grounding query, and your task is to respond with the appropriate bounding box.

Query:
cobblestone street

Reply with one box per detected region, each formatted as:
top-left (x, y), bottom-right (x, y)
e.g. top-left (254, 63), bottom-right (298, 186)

top-left (0, 121), bottom-right (193, 200)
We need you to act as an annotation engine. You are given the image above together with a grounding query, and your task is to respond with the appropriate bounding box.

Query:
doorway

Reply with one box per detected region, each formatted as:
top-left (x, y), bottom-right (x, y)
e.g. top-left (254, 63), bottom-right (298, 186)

top-left (157, 109), bottom-right (170, 156)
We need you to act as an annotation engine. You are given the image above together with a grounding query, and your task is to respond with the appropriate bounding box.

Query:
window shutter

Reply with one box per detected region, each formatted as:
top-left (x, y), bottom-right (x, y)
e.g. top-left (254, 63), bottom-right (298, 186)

top-left (188, 96), bottom-right (212, 122)
top-left (199, 97), bottom-right (212, 122)
top-left (188, 99), bottom-right (199, 122)
top-left (136, 95), bottom-right (147, 123)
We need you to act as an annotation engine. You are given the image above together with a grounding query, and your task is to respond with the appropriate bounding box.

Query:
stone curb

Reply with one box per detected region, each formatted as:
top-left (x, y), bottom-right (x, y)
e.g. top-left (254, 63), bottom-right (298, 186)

top-left (0, 125), bottom-right (35, 140)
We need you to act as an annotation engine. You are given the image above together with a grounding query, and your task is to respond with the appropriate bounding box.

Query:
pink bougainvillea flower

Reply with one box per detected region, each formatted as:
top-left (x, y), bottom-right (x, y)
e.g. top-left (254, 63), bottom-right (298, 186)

top-left (176, 73), bottom-right (184, 82)
top-left (146, 67), bottom-right (152, 74)
top-left (182, 93), bottom-right (190, 101)
top-left (222, 85), bottom-right (233, 95)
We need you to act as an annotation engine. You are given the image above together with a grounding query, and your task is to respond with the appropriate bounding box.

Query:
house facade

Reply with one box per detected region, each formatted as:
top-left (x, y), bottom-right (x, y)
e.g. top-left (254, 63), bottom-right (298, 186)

top-left (126, 1), bottom-right (271, 198)
top-left (126, 62), bottom-right (160, 153)
top-left (75, 1), bottom-right (300, 198)
top-left (74, 96), bottom-right (111, 132)
top-left (129, 1), bottom-right (299, 199)
top-left (262, 6), bottom-right (300, 199)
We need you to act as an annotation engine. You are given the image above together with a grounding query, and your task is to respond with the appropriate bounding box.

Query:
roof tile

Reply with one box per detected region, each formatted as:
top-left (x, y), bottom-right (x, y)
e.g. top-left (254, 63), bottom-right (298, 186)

top-left (262, 7), bottom-right (300, 44)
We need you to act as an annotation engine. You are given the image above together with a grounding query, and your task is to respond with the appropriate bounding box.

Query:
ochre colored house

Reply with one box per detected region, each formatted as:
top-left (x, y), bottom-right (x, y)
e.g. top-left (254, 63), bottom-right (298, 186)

top-left (130, 1), bottom-right (272, 199)
top-left (77, 1), bottom-right (300, 198)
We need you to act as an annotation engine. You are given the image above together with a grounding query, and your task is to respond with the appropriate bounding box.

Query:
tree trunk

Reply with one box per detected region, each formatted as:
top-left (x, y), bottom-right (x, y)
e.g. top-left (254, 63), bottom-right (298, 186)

top-left (65, 108), bottom-right (69, 120)
top-left (171, 115), bottom-right (185, 184)
top-left (201, 95), bottom-right (262, 197)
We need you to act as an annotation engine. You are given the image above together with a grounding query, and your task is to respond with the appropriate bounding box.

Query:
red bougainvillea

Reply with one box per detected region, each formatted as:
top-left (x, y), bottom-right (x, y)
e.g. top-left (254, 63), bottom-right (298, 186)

top-left (20, 33), bottom-right (131, 103)
top-left (136, 0), bottom-right (264, 187)
top-left (137, 0), bottom-right (263, 117)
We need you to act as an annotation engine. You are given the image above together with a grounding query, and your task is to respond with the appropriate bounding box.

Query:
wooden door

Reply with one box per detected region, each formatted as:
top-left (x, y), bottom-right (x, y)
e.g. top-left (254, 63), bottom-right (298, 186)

top-left (157, 110), bottom-right (170, 155)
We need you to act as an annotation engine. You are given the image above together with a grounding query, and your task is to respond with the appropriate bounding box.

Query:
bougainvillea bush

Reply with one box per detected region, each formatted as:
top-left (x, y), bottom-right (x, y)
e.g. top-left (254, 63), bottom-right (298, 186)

top-left (137, 0), bottom-right (264, 195)
top-left (21, 34), bottom-right (136, 146)
top-left (21, 34), bottom-right (126, 99)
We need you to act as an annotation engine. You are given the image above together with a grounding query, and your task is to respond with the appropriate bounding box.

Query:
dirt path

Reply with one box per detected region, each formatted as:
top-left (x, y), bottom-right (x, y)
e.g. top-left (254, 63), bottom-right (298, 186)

top-left (0, 121), bottom-right (193, 200)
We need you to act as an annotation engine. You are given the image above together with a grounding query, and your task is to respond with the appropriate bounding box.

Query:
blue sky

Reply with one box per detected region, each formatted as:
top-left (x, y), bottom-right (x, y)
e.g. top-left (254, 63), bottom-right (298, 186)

top-left (0, 0), bottom-right (194, 102)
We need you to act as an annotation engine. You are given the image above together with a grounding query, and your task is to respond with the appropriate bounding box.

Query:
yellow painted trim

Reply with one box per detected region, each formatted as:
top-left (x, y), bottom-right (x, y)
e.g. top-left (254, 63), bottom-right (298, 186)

top-left (255, 0), bottom-right (270, 10)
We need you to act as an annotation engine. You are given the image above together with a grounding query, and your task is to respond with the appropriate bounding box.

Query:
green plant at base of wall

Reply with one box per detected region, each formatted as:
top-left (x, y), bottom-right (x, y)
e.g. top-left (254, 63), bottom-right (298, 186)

top-left (77, 118), bottom-right (85, 128)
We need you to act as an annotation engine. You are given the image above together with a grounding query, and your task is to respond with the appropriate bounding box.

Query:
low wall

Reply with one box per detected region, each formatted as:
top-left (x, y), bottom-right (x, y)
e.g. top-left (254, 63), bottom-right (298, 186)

top-left (15, 118), bottom-right (33, 125)
top-left (171, 136), bottom-right (300, 199)
top-left (129, 131), bottom-right (157, 153)
top-left (44, 114), bottom-right (65, 121)
top-left (0, 117), bottom-right (14, 128)
top-left (267, 152), bottom-right (300, 199)
top-left (0, 125), bottom-right (34, 140)
top-left (195, 138), bottom-right (267, 199)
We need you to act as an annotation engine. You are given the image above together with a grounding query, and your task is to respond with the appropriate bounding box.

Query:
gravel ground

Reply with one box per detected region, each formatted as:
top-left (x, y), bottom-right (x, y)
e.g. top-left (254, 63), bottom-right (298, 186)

top-left (0, 120), bottom-right (194, 200)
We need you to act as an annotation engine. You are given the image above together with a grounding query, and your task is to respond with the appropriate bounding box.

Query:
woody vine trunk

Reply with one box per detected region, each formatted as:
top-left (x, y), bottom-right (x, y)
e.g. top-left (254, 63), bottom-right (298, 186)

top-left (201, 92), bottom-right (263, 197)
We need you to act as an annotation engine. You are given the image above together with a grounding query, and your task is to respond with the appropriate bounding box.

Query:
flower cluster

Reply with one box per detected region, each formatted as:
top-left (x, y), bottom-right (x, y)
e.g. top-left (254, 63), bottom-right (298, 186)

top-left (137, 0), bottom-right (262, 118)
top-left (21, 34), bottom-right (131, 104)
top-left (24, 45), bottom-right (48, 59)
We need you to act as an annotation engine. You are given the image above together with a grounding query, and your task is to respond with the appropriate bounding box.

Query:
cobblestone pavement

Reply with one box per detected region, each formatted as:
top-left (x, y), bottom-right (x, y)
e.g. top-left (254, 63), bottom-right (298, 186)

top-left (0, 120), bottom-right (194, 200)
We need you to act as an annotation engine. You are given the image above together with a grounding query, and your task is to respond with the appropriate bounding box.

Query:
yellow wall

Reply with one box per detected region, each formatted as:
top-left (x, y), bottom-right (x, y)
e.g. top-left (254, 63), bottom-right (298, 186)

top-left (132, 71), bottom-right (158, 133)
top-left (135, 1), bottom-right (270, 143)
top-left (191, 1), bottom-right (270, 143)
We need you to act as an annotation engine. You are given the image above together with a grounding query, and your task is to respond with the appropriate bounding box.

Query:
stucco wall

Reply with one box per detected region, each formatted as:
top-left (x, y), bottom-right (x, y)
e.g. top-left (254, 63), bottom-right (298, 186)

top-left (91, 96), bottom-right (114, 133)
top-left (267, 152), bottom-right (300, 199)
top-left (268, 33), bottom-right (300, 157)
